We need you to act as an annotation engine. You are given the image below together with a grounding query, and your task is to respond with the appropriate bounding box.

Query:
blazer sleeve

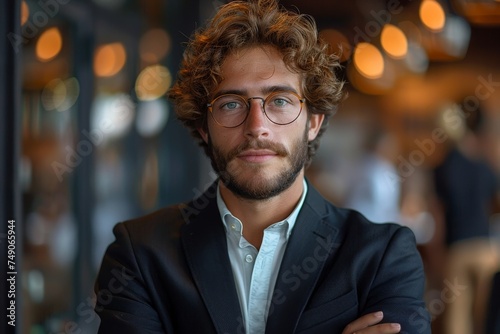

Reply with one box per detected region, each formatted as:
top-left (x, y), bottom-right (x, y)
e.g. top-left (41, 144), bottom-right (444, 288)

top-left (94, 222), bottom-right (169, 334)
top-left (362, 226), bottom-right (431, 334)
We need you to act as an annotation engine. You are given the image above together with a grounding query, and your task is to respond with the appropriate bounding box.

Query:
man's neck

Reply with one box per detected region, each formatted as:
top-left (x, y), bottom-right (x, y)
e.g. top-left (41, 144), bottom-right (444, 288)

top-left (219, 172), bottom-right (305, 248)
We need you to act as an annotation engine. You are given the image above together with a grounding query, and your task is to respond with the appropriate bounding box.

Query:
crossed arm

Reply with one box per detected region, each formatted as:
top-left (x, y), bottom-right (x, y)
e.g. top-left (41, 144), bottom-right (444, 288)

top-left (342, 312), bottom-right (402, 334)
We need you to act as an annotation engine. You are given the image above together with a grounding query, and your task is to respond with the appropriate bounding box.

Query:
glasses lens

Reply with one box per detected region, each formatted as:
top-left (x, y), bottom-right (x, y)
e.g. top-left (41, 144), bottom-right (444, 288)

top-left (264, 92), bottom-right (302, 125)
top-left (211, 95), bottom-right (248, 127)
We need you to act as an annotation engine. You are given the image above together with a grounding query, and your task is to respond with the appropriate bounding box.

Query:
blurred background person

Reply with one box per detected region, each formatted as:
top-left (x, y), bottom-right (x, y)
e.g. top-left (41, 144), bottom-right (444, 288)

top-left (343, 126), bottom-right (402, 224)
top-left (433, 102), bottom-right (500, 334)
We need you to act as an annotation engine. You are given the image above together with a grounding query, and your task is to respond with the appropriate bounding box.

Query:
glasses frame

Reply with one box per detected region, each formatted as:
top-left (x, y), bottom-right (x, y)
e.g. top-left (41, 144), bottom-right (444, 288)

top-left (207, 91), bottom-right (305, 128)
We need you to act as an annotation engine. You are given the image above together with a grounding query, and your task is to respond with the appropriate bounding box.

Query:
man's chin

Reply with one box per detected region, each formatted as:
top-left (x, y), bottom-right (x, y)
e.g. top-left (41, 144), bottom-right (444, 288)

top-left (220, 169), bottom-right (299, 201)
top-left (225, 181), bottom-right (283, 201)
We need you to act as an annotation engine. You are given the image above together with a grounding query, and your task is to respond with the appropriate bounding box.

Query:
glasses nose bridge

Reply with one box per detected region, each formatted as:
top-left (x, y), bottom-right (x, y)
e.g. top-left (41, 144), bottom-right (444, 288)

top-left (244, 96), bottom-right (270, 126)
top-left (247, 96), bottom-right (265, 110)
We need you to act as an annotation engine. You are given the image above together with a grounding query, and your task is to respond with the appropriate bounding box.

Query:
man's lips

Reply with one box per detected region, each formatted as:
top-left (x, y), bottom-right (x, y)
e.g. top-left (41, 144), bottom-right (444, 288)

top-left (237, 149), bottom-right (278, 162)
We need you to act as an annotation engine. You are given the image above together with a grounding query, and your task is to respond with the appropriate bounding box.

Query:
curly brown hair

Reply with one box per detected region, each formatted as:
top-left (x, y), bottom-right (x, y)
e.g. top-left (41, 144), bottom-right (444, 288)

top-left (168, 0), bottom-right (344, 165)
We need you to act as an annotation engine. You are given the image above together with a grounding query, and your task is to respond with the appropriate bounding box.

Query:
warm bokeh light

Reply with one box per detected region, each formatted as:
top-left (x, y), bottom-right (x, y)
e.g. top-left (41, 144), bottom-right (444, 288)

top-left (139, 29), bottom-right (171, 63)
top-left (135, 65), bottom-right (172, 101)
top-left (93, 43), bottom-right (127, 77)
top-left (318, 29), bottom-right (352, 62)
top-left (347, 61), bottom-right (395, 95)
top-left (21, 1), bottom-right (29, 26)
top-left (41, 77), bottom-right (80, 111)
top-left (420, 0), bottom-right (446, 31)
top-left (381, 24), bottom-right (408, 58)
top-left (353, 42), bottom-right (384, 79)
top-left (36, 27), bottom-right (63, 62)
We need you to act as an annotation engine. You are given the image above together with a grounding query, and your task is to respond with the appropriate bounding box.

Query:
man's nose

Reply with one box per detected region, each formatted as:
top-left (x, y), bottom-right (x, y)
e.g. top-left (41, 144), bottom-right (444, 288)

top-left (244, 98), bottom-right (270, 138)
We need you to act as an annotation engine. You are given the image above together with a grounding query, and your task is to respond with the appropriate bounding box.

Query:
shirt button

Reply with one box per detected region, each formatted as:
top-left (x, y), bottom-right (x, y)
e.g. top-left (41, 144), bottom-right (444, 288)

top-left (245, 254), bottom-right (253, 263)
top-left (231, 224), bottom-right (236, 230)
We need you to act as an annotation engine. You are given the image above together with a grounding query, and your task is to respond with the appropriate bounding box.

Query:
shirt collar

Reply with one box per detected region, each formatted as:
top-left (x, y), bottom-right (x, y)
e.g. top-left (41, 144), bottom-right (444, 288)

top-left (216, 179), bottom-right (308, 239)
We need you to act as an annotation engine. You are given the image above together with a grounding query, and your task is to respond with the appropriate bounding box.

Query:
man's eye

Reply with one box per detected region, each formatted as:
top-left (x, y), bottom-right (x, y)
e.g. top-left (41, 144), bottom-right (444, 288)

top-left (273, 98), bottom-right (288, 107)
top-left (223, 101), bottom-right (240, 109)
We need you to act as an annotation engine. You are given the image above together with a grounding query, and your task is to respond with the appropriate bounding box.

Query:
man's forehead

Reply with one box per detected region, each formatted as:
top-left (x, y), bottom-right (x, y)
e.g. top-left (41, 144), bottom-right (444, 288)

top-left (220, 45), bottom-right (299, 82)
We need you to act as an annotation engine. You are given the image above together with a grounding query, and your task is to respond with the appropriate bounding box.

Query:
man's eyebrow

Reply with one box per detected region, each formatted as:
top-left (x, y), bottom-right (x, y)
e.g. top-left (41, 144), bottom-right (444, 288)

top-left (261, 85), bottom-right (299, 95)
top-left (213, 89), bottom-right (247, 99)
top-left (212, 85), bottom-right (299, 99)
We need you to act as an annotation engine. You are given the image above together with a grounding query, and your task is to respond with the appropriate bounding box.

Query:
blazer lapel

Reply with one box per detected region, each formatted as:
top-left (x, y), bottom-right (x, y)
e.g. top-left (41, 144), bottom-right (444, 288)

top-left (266, 186), bottom-right (341, 334)
top-left (181, 184), bottom-right (244, 334)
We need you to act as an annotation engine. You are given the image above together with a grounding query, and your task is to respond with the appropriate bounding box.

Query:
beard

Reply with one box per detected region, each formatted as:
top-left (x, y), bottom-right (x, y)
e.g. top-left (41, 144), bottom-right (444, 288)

top-left (207, 127), bottom-right (309, 200)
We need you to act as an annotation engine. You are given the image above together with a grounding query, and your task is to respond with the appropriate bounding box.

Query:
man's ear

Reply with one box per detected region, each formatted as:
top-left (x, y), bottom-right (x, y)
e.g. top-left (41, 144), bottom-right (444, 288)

top-left (308, 113), bottom-right (325, 141)
top-left (198, 126), bottom-right (209, 143)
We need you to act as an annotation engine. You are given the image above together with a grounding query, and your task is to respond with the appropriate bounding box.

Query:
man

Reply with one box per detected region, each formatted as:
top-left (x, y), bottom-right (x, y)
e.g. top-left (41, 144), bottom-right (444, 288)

top-left (95, 1), bottom-right (431, 333)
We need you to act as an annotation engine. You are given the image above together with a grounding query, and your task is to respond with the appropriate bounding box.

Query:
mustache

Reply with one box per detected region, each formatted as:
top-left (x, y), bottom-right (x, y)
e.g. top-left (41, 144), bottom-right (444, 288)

top-left (227, 140), bottom-right (288, 161)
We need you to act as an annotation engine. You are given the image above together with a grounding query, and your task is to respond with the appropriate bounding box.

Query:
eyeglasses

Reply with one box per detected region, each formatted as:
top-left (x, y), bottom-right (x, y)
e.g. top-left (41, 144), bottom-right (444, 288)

top-left (207, 91), bottom-right (305, 128)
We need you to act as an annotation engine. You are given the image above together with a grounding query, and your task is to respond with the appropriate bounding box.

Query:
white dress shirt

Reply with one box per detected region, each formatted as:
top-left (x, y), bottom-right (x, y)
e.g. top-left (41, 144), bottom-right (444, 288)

top-left (217, 180), bottom-right (308, 334)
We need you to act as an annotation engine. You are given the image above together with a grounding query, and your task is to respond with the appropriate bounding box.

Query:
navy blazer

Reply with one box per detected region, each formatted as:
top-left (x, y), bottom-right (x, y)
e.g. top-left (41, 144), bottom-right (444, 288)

top-left (95, 183), bottom-right (431, 333)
